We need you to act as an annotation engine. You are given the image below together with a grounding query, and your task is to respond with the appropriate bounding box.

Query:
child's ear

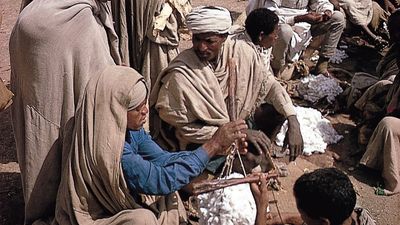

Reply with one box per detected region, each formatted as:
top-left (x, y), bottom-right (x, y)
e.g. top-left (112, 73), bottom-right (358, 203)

top-left (320, 217), bottom-right (330, 225)
top-left (258, 31), bottom-right (264, 42)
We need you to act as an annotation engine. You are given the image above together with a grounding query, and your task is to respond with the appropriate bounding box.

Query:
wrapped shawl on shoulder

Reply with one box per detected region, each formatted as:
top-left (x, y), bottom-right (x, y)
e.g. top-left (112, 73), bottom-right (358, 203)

top-left (55, 66), bottom-right (185, 225)
top-left (150, 33), bottom-right (295, 149)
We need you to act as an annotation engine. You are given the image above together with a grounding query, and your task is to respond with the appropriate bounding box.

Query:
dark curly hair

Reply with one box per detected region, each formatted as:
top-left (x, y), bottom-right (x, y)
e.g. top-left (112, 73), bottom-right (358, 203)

top-left (388, 9), bottom-right (400, 30)
top-left (293, 168), bottom-right (356, 225)
top-left (388, 9), bottom-right (400, 44)
top-left (245, 8), bottom-right (279, 44)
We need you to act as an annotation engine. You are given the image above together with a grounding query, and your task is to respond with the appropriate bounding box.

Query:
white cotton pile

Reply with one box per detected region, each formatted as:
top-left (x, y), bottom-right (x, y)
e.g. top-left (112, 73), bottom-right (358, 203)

top-left (276, 106), bottom-right (343, 155)
top-left (297, 74), bottom-right (343, 104)
top-left (329, 48), bottom-right (348, 64)
top-left (198, 173), bottom-right (256, 225)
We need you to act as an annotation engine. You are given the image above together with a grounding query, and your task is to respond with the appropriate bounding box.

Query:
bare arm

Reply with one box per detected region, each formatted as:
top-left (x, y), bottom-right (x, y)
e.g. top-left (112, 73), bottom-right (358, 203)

top-left (284, 115), bottom-right (303, 162)
top-left (261, 76), bottom-right (303, 161)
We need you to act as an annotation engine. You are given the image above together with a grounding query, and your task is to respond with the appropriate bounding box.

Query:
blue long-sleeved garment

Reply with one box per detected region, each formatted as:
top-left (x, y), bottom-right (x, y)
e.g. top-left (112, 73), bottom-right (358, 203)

top-left (121, 128), bottom-right (210, 195)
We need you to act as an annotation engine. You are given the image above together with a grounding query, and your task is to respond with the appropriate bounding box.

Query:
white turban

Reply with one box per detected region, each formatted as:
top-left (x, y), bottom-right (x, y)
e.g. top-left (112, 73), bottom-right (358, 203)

top-left (128, 79), bottom-right (148, 111)
top-left (186, 6), bottom-right (232, 34)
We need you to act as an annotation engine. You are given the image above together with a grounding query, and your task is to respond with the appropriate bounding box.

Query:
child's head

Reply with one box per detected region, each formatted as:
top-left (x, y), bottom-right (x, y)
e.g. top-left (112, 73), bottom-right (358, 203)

top-left (388, 9), bottom-right (400, 45)
top-left (294, 168), bottom-right (356, 225)
top-left (245, 8), bottom-right (279, 48)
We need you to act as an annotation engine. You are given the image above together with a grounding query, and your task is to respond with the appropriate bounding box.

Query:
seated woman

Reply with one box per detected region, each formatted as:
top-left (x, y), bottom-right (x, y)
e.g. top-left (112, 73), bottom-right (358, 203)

top-left (53, 65), bottom-right (248, 225)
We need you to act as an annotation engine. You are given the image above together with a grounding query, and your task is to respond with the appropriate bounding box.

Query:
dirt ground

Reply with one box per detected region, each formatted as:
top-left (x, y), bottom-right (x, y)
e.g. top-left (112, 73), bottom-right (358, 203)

top-left (0, 1), bottom-right (399, 225)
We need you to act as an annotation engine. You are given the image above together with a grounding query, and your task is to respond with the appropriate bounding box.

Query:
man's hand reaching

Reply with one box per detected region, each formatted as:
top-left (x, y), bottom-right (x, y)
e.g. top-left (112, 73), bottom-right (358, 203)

top-left (283, 115), bottom-right (303, 161)
top-left (244, 129), bottom-right (271, 155)
top-left (322, 10), bottom-right (332, 21)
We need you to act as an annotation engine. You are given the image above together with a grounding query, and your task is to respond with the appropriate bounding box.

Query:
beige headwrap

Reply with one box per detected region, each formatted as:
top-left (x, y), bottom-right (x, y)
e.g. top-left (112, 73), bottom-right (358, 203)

top-left (186, 6), bottom-right (232, 34)
top-left (128, 79), bottom-right (148, 110)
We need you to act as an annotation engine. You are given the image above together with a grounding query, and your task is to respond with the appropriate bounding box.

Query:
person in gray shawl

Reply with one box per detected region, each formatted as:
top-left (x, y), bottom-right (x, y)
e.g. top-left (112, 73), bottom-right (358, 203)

top-left (10, 1), bottom-right (120, 224)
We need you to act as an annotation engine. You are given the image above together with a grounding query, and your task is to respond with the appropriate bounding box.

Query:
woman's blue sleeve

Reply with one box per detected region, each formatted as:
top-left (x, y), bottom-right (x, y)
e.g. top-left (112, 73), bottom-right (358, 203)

top-left (121, 130), bottom-right (209, 195)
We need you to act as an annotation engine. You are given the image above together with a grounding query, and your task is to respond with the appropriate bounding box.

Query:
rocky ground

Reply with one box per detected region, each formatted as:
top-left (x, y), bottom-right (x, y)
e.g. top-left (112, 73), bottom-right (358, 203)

top-left (1, 1), bottom-right (399, 225)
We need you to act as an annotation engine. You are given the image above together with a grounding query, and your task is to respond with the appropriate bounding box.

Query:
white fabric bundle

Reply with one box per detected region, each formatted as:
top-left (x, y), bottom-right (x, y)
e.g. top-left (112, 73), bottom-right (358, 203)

top-left (298, 74), bottom-right (343, 104)
top-left (198, 173), bottom-right (257, 225)
top-left (276, 106), bottom-right (343, 155)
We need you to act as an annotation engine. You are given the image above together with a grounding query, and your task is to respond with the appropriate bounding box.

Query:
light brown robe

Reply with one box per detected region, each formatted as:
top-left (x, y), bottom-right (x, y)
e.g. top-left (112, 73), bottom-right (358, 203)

top-left (339, 0), bottom-right (387, 32)
top-left (111, 0), bottom-right (190, 90)
top-left (339, 0), bottom-right (373, 26)
top-left (360, 116), bottom-right (400, 194)
top-left (150, 32), bottom-right (296, 150)
top-left (54, 66), bottom-right (185, 225)
top-left (0, 79), bottom-right (13, 112)
top-left (10, 1), bottom-right (119, 223)
top-left (360, 72), bottom-right (400, 194)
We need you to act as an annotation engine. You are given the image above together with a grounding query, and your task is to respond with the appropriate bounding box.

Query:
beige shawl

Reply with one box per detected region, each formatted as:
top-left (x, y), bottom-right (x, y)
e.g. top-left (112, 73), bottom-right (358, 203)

top-left (0, 79), bottom-right (13, 112)
top-left (151, 33), bottom-right (295, 149)
top-left (10, 1), bottom-right (119, 224)
top-left (360, 116), bottom-right (400, 194)
top-left (55, 66), bottom-right (185, 225)
top-left (339, 0), bottom-right (373, 26)
top-left (111, 0), bottom-right (190, 90)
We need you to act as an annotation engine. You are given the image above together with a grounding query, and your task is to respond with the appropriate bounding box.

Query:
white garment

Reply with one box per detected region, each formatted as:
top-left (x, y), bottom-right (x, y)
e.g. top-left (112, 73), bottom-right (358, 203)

top-left (246, 0), bottom-right (334, 61)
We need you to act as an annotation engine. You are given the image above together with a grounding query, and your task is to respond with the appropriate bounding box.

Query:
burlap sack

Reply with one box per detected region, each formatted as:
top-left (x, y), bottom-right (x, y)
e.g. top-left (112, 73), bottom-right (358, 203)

top-left (0, 79), bottom-right (13, 112)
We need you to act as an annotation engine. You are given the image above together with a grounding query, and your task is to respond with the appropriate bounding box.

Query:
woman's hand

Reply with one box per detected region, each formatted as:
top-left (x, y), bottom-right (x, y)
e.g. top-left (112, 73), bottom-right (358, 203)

top-left (203, 120), bottom-right (248, 157)
top-left (245, 129), bottom-right (272, 155)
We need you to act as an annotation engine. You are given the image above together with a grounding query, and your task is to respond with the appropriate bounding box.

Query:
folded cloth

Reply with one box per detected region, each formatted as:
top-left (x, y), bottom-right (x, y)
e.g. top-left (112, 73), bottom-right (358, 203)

top-left (0, 79), bottom-right (13, 112)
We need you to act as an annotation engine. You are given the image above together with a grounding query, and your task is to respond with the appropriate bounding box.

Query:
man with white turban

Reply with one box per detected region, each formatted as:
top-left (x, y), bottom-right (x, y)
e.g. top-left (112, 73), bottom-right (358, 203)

top-left (151, 6), bottom-right (303, 177)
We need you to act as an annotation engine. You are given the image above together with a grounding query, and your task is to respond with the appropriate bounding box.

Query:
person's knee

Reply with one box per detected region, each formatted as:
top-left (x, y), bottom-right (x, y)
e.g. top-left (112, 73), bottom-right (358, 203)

top-left (129, 209), bottom-right (158, 225)
top-left (278, 24), bottom-right (294, 43)
top-left (379, 117), bottom-right (400, 134)
top-left (330, 11), bottom-right (346, 27)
